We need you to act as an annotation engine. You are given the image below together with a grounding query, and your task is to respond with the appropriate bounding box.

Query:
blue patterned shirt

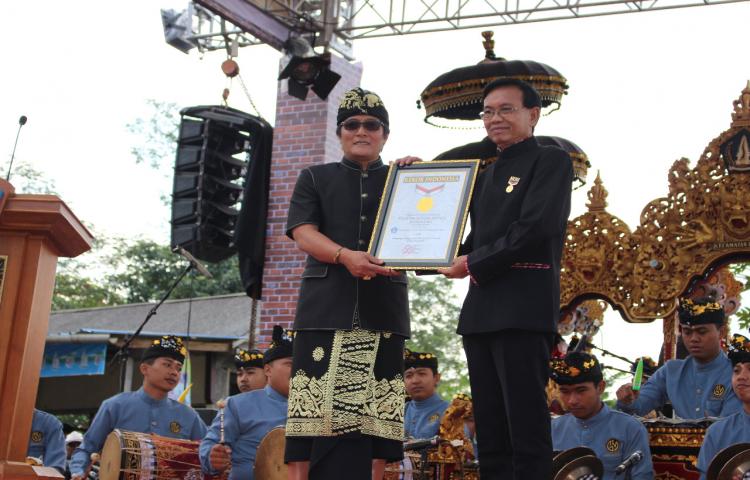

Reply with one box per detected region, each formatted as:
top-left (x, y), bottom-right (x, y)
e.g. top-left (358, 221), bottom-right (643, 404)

top-left (404, 393), bottom-right (449, 439)
top-left (552, 404), bottom-right (654, 480)
top-left (616, 352), bottom-right (741, 419)
top-left (696, 408), bottom-right (750, 479)
top-left (70, 388), bottom-right (207, 475)
top-left (200, 385), bottom-right (288, 480)
top-left (27, 409), bottom-right (66, 473)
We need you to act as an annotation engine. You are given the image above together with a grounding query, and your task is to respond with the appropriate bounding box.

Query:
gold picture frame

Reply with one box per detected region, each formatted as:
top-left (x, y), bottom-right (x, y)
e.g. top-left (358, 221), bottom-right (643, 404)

top-left (368, 160), bottom-right (479, 270)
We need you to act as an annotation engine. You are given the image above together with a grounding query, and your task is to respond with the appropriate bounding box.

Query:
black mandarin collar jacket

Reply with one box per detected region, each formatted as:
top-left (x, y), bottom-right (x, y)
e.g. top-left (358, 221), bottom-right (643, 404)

top-left (457, 136), bottom-right (573, 335)
top-left (286, 157), bottom-right (411, 336)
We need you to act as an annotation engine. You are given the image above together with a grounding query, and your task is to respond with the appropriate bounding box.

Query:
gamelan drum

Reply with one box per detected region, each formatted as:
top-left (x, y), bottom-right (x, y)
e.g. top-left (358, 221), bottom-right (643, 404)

top-left (254, 427), bottom-right (287, 480)
top-left (383, 456), bottom-right (416, 480)
top-left (643, 417), bottom-right (715, 480)
top-left (100, 429), bottom-right (224, 480)
top-left (552, 447), bottom-right (603, 480)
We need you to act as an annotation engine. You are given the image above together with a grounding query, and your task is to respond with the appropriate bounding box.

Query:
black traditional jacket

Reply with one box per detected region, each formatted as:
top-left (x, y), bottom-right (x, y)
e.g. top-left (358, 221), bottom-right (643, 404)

top-left (286, 157), bottom-right (411, 336)
top-left (456, 137), bottom-right (573, 335)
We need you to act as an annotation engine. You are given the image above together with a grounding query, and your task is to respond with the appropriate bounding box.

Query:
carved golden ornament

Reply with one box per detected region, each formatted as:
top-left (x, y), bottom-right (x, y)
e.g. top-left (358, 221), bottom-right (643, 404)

top-left (436, 394), bottom-right (475, 462)
top-left (558, 298), bottom-right (606, 336)
top-left (561, 83), bottom-right (750, 322)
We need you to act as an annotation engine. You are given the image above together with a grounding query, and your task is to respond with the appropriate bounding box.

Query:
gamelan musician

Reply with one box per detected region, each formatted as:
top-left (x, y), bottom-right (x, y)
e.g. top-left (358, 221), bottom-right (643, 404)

top-left (403, 349), bottom-right (449, 439)
top-left (70, 336), bottom-right (207, 479)
top-left (233, 347), bottom-right (267, 393)
top-left (27, 409), bottom-right (66, 475)
top-left (616, 297), bottom-right (742, 419)
top-left (199, 326), bottom-right (292, 480)
top-left (551, 352), bottom-right (654, 480)
top-left (696, 333), bottom-right (750, 479)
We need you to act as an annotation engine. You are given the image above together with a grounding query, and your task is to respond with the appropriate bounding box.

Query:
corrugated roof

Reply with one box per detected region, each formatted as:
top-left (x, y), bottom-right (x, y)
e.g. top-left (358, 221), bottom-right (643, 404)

top-left (49, 293), bottom-right (253, 340)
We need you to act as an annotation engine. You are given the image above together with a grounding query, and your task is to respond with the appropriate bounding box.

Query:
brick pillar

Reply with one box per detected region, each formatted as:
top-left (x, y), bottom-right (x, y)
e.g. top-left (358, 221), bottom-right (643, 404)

top-left (257, 56), bottom-right (363, 346)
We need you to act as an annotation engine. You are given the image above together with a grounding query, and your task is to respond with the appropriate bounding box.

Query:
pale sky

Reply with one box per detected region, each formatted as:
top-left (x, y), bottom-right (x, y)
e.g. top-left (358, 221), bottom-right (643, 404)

top-left (2, 1), bottom-right (749, 381)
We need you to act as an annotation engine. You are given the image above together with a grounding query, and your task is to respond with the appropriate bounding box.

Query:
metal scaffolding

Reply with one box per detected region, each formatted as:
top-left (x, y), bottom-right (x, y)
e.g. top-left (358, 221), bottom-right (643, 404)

top-left (180, 0), bottom-right (748, 57)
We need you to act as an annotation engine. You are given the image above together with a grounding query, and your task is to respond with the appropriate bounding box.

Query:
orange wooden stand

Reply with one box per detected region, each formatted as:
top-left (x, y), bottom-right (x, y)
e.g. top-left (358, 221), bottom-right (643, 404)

top-left (0, 178), bottom-right (93, 480)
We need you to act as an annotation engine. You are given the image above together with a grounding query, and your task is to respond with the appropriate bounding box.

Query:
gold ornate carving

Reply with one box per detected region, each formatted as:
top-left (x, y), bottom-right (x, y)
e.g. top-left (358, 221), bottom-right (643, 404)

top-left (558, 299), bottom-right (606, 336)
top-left (561, 83), bottom-right (750, 322)
top-left (286, 330), bottom-right (404, 441)
top-left (436, 395), bottom-right (475, 461)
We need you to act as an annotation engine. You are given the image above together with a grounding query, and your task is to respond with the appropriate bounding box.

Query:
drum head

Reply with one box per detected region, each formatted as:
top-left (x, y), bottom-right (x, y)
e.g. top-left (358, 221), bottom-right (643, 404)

top-left (254, 427), bottom-right (287, 480)
top-left (708, 443), bottom-right (750, 480)
top-left (717, 445), bottom-right (750, 480)
top-left (100, 430), bottom-right (124, 480)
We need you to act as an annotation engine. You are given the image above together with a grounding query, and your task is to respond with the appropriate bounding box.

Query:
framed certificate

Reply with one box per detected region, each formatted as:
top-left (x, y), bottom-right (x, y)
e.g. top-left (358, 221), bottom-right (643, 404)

top-left (368, 160), bottom-right (480, 269)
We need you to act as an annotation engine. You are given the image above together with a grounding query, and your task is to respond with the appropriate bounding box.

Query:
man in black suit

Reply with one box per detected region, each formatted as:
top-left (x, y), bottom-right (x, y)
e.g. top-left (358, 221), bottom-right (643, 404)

top-left (438, 78), bottom-right (573, 479)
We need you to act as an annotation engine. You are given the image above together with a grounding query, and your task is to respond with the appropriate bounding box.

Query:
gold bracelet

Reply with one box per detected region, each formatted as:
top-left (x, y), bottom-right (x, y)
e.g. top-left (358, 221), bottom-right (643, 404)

top-left (333, 247), bottom-right (345, 264)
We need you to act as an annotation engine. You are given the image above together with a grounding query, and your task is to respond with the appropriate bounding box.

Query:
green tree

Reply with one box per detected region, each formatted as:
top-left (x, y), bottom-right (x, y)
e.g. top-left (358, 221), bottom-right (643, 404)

top-left (126, 99), bottom-right (180, 205)
top-left (1, 160), bottom-right (57, 195)
top-left (53, 259), bottom-right (124, 310)
top-left (406, 274), bottom-right (468, 399)
top-left (105, 239), bottom-right (243, 303)
top-left (728, 264), bottom-right (750, 330)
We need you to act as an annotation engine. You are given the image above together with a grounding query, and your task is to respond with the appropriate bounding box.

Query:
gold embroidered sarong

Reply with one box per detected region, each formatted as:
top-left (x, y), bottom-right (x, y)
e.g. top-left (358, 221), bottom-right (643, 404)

top-left (286, 329), bottom-right (405, 441)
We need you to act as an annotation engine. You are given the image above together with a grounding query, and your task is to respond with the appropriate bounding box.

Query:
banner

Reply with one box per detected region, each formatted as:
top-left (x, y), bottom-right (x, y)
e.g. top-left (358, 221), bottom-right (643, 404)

top-left (168, 352), bottom-right (192, 405)
top-left (41, 343), bottom-right (107, 378)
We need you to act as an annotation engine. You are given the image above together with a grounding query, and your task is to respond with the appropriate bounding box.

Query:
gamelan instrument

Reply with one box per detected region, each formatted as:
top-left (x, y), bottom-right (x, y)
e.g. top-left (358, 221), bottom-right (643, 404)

top-left (552, 447), bottom-right (603, 480)
top-left (706, 443), bottom-right (750, 480)
top-left (642, 417), bottom-right (716, 480)
top-left (253, 427), bottom-right (287, 480)
top-left (99, 429), bottom-right (226, 480)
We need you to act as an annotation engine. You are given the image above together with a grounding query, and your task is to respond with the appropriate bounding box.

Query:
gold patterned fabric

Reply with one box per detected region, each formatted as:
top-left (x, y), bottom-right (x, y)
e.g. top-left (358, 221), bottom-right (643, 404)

top-left (286, 329), bottom-right (405, 441)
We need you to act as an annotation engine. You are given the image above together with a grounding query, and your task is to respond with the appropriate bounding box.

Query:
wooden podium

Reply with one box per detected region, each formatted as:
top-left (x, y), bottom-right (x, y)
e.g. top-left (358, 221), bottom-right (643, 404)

top-left (0, 179), bottom-right (93, 480)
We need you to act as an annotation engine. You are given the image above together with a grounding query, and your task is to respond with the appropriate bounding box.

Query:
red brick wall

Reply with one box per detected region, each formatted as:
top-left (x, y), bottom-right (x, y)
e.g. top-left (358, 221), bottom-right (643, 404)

top-left (256, 56), bottom-right (363, 346)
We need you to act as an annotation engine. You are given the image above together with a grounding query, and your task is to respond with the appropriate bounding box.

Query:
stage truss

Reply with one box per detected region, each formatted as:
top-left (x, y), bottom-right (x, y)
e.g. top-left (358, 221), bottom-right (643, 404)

top-left (182, 0), bottom-right (749, 57)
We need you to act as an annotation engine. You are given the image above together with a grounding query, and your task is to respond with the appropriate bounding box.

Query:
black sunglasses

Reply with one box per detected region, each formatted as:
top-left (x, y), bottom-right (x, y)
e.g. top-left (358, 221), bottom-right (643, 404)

top-left (340, 119), bottom-right (383, 132)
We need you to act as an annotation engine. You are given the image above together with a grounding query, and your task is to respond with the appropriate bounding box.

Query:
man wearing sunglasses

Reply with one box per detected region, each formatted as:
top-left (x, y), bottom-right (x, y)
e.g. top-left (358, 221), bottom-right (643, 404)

top-left (437, 78), bottom-right (574, 480)
top-left (284, 87), bottom-right (410, 480)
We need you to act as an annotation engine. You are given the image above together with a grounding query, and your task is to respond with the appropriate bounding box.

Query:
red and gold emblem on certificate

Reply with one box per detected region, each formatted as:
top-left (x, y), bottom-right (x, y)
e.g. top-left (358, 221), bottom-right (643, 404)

top-left (415, 184), bottom-right (445, 212)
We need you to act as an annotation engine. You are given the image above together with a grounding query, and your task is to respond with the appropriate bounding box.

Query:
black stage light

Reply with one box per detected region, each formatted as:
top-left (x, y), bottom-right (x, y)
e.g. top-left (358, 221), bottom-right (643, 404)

top-left (279, 52), bottom-right (341, 101)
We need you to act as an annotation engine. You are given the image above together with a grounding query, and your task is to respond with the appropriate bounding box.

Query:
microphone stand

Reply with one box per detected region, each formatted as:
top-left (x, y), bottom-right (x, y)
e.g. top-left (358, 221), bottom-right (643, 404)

top-left (109, 262), bottom-right (195, 390)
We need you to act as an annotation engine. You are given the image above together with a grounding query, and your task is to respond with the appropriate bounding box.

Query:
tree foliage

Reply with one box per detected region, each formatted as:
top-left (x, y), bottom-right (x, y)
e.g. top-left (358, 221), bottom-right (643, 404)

top-left (1, 160), bottom-right (58, 195)
top-left (727, 263), bottom-right (750, 330)
top-left (106, 239), bottom-right (243, 303)
top-left (406, 273), bottom-right (468, 399)
top-left (126, 99), bottom-right (180, 205)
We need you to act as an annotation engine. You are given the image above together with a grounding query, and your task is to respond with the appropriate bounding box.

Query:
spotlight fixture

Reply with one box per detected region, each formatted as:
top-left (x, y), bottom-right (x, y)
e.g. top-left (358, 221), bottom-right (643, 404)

top-left (278, 39), bottom-right (341, 101)
top-left (161, 5), bottom-right (197, 54)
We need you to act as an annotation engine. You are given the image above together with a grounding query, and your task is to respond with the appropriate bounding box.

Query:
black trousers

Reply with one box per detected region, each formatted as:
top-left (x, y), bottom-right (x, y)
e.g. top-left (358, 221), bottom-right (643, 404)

top-left (463, 330), bottom-right (553, 480)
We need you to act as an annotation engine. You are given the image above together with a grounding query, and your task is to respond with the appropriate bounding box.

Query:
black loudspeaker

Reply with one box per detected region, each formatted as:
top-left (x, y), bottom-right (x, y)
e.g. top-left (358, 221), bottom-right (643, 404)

top-left (171, 105), bottom-right (262, 263)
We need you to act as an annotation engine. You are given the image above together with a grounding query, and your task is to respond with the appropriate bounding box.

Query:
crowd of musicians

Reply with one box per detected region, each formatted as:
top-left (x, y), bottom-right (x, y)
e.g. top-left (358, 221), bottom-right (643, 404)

top-left (25, 81), bottom-right (750, 480)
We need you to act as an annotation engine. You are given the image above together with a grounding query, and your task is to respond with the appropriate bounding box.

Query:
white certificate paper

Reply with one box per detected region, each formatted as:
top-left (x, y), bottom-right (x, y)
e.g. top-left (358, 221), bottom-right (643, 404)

top-left (377, 168), bottom-right (469, 261)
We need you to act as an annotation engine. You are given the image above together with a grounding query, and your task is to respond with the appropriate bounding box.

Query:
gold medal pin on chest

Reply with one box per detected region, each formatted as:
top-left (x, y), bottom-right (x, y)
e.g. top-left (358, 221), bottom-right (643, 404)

top-left (506, 176), bottom-right (520, 193)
